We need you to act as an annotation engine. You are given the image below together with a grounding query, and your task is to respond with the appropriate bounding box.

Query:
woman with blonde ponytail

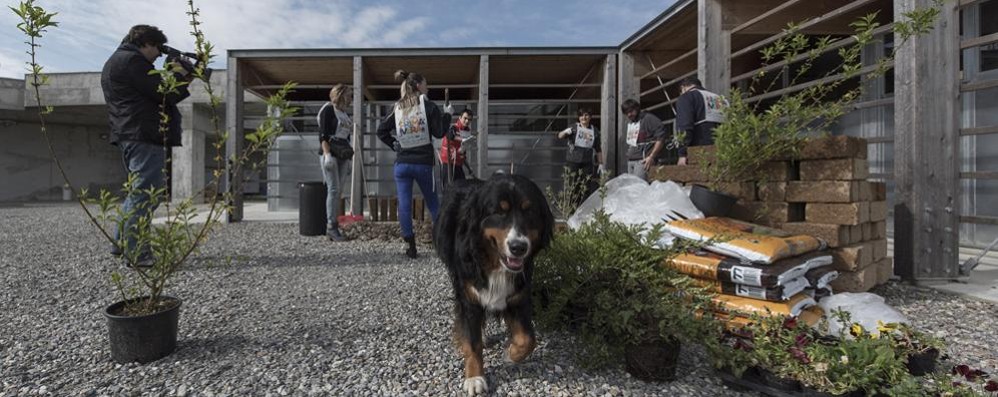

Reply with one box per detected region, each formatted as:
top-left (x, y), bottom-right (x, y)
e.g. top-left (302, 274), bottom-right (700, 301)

top-left (377, 69), bottom-right (453, 258)
top-left (318, 84), bottom-right (354, 241)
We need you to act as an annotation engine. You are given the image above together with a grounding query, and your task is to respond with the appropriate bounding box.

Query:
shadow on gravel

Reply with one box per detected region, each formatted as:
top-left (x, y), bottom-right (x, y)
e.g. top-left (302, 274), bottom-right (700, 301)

top-left (174, 334), bottom-right (251, 361)
top-left (186, 253), bottom-right (441, 271)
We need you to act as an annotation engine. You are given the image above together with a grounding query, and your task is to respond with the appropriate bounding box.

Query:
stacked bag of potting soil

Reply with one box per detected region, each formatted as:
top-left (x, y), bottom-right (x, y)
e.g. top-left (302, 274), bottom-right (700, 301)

top-left (663, 217), bottom-right (837, 329)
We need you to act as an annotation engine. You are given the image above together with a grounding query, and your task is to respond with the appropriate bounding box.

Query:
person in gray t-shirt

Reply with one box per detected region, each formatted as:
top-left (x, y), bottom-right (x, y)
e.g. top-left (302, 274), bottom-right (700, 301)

top-left (620, 99), bottom-right (667, 181)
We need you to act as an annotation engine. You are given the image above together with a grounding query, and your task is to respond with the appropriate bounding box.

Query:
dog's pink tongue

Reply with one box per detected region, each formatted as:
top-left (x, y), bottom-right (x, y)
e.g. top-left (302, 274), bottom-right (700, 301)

top-left (506, 257), bottom-right (524, 270)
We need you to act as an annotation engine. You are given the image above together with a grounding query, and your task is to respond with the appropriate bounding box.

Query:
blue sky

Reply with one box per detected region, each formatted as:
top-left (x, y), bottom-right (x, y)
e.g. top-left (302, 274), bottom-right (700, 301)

top-left (1, 0), bottom-right (676, 79)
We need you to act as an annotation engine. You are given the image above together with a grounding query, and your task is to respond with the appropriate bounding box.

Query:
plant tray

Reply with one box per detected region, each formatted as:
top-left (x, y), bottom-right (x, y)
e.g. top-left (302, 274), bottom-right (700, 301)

top-left (718, 368), bottom-right (862, 397)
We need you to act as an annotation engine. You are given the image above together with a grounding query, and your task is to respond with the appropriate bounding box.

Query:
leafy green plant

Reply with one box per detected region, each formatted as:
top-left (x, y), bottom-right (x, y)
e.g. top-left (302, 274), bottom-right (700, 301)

top-left (532, 210), bottom-right (724, 367)
top-left (12, 0), bottom-right (298, 315)
top-left (702, 4), bottom-right (942, 187)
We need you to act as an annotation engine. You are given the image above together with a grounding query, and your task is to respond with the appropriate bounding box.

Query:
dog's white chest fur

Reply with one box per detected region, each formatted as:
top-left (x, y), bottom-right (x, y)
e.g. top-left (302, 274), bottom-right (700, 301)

top-left (473, 272), bottom-right (516, 311)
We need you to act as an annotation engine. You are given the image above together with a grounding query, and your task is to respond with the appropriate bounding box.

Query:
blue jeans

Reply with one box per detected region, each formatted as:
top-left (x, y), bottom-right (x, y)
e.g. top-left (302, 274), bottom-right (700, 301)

top-left (114, 141), bottom-right (166, 254)
top-left (320, 155), bottom-right (351, 228)
top-left (394, 163), bottom-right (439, 239)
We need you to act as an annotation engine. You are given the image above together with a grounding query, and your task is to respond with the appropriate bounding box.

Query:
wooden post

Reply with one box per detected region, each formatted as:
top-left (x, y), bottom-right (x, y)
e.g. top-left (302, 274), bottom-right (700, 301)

top-left (601, 54), bottom-right (617, 175)
top-left (698, 0), bottom-right (731, 95)
top-left (893, 0), bottom-right (960, 280)
top-left (477, 55), bottom-right (489, 177)
top-left (351, 56), bottom-right (364, 216)
top-left (225, 56), bottom-right (245, 223)
top-left (617, 52), bottom-right (637, 172)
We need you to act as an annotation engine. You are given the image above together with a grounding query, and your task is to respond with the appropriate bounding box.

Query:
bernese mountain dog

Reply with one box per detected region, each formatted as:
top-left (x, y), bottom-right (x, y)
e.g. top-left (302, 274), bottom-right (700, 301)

top-left (433, 173), bottom-right (554, 395)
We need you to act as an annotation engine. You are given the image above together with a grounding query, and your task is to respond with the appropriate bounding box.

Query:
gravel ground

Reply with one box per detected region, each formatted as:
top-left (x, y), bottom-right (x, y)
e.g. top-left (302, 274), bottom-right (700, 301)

top-left (1, 204), bottom-right (996, 397)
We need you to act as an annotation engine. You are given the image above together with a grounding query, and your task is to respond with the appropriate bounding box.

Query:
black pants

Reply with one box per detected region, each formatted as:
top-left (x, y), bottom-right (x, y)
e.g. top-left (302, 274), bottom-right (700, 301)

top-left (441, 163), bottom-right (466, 189)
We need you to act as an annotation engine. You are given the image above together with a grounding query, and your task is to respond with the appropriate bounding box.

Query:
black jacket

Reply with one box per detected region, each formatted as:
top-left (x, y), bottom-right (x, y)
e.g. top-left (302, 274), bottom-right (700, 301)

top-left (376, 97), bottom-right (451, 165)
top-left (675, 88), bottom-right (720, 156)
top-left (317, 102), bottom-right (352, 155)
top-left (101, 43), bottom-right (190, 146)
top-left (561, 123), bottom-right (601, 165)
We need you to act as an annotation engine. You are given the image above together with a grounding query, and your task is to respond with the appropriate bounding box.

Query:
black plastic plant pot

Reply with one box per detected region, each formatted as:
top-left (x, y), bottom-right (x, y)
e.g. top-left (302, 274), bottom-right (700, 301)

top-left (104, 296), bottom-right (182, 364)
top-left (759, 368), bottom-right (802, 392)
top-left (689, 184), bottom-right (737, 217)
top-left (905, 348), bottom-right (940, 376)
top-left (624, 337), bottom-right (681, 382)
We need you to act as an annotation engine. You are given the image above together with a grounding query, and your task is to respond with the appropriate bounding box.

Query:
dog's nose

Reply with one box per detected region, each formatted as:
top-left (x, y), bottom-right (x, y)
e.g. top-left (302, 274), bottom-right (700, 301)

top-left (508, 240), bottom-right (528, 257)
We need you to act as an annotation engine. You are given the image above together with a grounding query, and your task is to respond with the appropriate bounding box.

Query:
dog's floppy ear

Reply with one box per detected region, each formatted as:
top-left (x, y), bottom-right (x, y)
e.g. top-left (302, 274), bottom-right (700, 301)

top-left (454, 184), bottom-right (487, 280)
top-left (530, 180), bottom-right (555, 250)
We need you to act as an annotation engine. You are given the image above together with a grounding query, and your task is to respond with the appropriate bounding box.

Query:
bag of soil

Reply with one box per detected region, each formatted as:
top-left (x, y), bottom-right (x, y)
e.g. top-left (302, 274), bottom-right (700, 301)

top-left (664, 217), bottom-right (826, 264)
top-left (691, 276), bottom-right (810, 302)
top-left (665, 250), bottom-right (832, 288)
top-left (712, 292), bottom-right (816, 317)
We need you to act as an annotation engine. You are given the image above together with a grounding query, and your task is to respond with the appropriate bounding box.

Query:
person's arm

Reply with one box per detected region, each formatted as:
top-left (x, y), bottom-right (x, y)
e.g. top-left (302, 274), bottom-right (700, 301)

top-left (593, 126), bottom-right (602, 161)
top-left (376, 112), bottom-right (399, 151)
top-left (642, 114), bottom-right (668, 170)
top-left (318, 105), bottom-right (338, 155)
top-left (127, 56), bottom-right (189, 105)
top-left (557, 126), bottom-right (573, 139)
top-left (675, 92), bottom-right (699, 162)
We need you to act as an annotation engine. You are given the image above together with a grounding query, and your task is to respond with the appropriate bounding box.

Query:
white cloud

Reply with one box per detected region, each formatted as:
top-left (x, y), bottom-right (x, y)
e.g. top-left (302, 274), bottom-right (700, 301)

top-left (0, 50), bottom-right (27, 79)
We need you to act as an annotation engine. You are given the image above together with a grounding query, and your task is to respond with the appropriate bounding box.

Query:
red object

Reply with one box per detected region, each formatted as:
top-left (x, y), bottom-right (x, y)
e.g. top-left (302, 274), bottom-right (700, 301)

top-left (337, 214), bottom-right (364, 226)
top-left (439, 120), bottom-right (468, 166)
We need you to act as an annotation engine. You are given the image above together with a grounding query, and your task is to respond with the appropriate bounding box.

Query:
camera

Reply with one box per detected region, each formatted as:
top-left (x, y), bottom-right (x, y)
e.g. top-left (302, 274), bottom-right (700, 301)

top-left (159, 45), bottom-right (212, 80)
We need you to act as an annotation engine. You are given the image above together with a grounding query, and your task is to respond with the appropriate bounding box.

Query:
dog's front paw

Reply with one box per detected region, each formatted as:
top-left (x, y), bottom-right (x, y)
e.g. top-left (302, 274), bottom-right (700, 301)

top-left (462, 376), bottom-right (488, 395)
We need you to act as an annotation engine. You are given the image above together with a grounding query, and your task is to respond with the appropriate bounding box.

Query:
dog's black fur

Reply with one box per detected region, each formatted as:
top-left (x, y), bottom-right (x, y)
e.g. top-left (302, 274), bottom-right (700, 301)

top-left (433, 173), bottom-right (554, 395)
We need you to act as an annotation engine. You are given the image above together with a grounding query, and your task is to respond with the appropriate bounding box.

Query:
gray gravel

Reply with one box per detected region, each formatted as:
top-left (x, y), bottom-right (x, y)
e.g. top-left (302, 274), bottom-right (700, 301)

top-left (1, 204), bottom-right (995, 396)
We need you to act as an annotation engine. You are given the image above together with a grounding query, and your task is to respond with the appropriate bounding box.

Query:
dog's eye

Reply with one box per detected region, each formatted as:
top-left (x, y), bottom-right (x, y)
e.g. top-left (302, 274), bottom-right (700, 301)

top-left (498, 200), bottom-right (510, 212)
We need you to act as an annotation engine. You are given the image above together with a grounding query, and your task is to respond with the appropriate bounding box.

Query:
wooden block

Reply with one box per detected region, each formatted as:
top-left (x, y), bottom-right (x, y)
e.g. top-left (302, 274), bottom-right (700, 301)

top-left (716, 182), bottom-right (757, 201)
top-left (830, 266), bottom-right (877, 293)
top-left (414, 197), bottom-right (425, 221)
top-left (871, 221), bottom-right (887, 240)
top-left (831, 243), bottom-right (875, 272)
top-left (871, 239), bottom-right (888, 261)
top-left (687, 145), bottom-right (716, 165)
top-left (369, 198), bottom-right (380, 221)
top-left (805, 202), bottom-right (870, 225)
top-left (786, 181), bottom-right (860, 203)
top-left (861, 222), bottom-right (872, 241)
top-left (872, 182), bottom-right (887, 201)
top-left (648, 165), bottom-right (705, 183)
top-left (848, 224), bottom-right (864, 244)
top-left (731, 201), bottom-right (789, 226)
top-left (757, 182), bottom-right (787, 202)
top-left (760, 161), bottom-right (794, 181)
top-left (780, 222), bottom-right (850, 248)
top-left (386, 199), bottom-right (396, 222)
top-left (799, 136), bottom-right (868, 160)
top-left (859, 181), bottom-right (874, 202)
top-left (799, 158), bottom-right (870, 181)
top-left (875, 257), bottom-right (894, 285)
top-left (869, 201), bottom-right (888, 222)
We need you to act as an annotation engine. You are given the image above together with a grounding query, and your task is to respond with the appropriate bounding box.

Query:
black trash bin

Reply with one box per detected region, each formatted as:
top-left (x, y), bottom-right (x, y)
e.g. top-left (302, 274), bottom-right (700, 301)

top-left (299, 181), bottom-right (327, 236)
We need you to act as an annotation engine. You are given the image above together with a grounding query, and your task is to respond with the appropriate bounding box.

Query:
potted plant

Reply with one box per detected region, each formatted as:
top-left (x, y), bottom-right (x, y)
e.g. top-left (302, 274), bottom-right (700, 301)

top-left (875, 321), bottom-right (945, 376)
top-left (12, 0), bottom-right (297, 363)
top-left (695, 7), bottom-right (940, 218)
top-left (532, 210), bottom-right (722, 381)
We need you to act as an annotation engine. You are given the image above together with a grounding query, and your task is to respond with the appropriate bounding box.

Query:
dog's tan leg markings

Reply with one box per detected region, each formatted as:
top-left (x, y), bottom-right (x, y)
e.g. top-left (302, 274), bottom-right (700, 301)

top-left (504, 313), bottom-right (536, 363)
top-left (463, 281), bottom-right (480, 304)
top-left (458, 336), bottom-right (487, 394)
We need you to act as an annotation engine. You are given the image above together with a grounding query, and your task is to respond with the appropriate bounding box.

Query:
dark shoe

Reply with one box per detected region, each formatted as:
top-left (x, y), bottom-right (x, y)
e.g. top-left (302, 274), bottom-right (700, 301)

top-left (125, 251), bottom-right (155, 268)
top-left (327, 226), bottom-right (346, 242)
top-left (404, 237), bottom-right (417, 259)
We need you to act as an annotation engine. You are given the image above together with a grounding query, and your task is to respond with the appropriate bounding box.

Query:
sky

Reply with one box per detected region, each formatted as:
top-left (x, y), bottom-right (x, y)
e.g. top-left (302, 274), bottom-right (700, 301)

top-left (0, 0), bottom-right (677, 79)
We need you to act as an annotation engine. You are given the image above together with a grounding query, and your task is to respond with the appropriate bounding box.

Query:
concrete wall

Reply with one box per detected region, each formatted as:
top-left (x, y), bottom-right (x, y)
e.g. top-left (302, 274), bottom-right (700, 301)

top-left (0, 121), bottom-right (124, 202)
top-left (0, 78), bottom-right (24, 111)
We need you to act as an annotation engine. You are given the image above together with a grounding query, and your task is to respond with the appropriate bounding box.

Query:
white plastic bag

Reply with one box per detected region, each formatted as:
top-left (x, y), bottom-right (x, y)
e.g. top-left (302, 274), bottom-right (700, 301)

top-left (818, 292), bottom-right (908, 337)
top-left (567, 174), bottom-right (703, 230)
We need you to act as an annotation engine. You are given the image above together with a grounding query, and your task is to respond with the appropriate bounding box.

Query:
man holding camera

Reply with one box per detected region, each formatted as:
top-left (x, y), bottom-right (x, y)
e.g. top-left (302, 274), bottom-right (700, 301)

top-left (101, 25), bottom-right (192, 265)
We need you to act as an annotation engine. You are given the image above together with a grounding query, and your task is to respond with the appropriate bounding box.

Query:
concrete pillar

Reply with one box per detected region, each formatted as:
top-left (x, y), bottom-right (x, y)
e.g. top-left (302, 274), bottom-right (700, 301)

top-left (171, 103), bottom-right (206, 204)
top-left (477, 55), bottom-right (489, 177)
top-left (600, 54), bottom-right (617, 174)
top-left (617, 52), bottom-right (638, 172)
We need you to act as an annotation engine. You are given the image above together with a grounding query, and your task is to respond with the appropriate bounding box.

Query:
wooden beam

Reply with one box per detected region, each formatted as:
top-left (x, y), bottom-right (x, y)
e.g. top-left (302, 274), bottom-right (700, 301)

top-left (639, 49), bottom-right (697, 80)
top-left (961, 78), bottom-right (998, 92)
top-left (893, 0), bottom-right (960, 281)
top-left (477, 55), bottom-right (489, 177)
top-left (960, 171), bottom-right (998, 179)
top-left (961, 215), bottom-right (998, 225)
top-left (744, 64), bottom-right (882, 103)
top-left (961, 32), bottom-right (998, 49)
top-left (730, 0), bottom-right (805, 34)
top-left (960, 125), bottom-right (998, 136)
top-left (350, 56), bottom-right (364, 216)
top-left (699, 0), bottom-right (731, 94)
top-left (641, 70), bottom-right (697, 98)
top-left (617, 52), bottom-right (638, 172)
top-left (225, 56), bottom-right (245, 223)
top-left (601, 54), bottom-right (617, 175)
top-left (731, 0), bottom-right (878, 60)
